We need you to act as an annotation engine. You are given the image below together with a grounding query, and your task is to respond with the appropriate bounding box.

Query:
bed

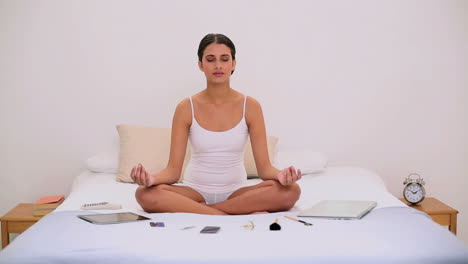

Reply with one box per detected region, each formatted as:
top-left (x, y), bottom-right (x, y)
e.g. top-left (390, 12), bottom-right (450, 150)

top-left (1, 166), bottom-right (467, 263)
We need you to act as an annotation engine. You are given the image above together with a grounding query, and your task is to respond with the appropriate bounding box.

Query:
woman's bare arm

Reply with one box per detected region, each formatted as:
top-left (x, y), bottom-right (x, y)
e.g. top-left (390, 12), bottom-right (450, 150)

top-left (131, 99), bottom-right (191, 186)
top-left (246, 96), bottom-right (301, 185)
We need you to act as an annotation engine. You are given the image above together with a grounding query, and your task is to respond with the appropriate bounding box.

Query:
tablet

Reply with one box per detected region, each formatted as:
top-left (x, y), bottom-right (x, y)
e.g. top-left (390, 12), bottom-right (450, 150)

top-left (78, 212), bottom-right (151, 225)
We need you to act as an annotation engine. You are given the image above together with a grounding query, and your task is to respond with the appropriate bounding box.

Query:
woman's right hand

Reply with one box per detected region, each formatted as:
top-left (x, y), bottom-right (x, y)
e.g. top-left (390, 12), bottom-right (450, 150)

top-left (131, 164), bottom-right (155, 187)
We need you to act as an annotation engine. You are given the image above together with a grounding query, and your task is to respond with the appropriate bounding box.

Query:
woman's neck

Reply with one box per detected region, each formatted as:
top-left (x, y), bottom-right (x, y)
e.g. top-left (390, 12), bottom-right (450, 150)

top-left (204, 82), bottom-right (233, 104)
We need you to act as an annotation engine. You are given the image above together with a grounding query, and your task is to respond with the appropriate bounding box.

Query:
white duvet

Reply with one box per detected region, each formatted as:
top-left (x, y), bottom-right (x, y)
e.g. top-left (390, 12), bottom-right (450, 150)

top-left (3, 166), bottom-right (468, 264)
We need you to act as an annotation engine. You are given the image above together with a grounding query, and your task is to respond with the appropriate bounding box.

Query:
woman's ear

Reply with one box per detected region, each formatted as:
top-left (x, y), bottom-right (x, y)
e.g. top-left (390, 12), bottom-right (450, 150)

top-left (231, 59), bottom-right (236, 72)
top-left (198, 61), bottom-right (204, 72)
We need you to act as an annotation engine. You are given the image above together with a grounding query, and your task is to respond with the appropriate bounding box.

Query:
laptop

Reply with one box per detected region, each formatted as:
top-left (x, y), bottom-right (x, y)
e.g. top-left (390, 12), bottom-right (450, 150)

top-left (298, 200), bottom-right (377, 220)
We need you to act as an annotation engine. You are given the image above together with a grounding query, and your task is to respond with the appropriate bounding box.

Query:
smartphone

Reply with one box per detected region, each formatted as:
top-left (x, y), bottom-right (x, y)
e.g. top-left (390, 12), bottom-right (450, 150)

top-left (200, 226), bottom-right (220, 234)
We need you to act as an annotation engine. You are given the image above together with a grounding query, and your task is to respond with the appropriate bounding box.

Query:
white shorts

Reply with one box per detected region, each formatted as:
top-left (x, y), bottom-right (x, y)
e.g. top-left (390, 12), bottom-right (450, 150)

top-left (174, 183), bottom-right (239, 205)
top-left (178, 181), bottom-right (246, 205)
top-left (190, 187), bottom-right (235, 205)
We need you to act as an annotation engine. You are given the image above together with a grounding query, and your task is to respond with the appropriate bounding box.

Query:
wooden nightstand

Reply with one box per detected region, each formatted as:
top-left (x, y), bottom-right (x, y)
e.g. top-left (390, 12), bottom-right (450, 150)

top-left (400, 197), bottom-right (458, 235)
top-left (1, 203), bottom-right (43, 248)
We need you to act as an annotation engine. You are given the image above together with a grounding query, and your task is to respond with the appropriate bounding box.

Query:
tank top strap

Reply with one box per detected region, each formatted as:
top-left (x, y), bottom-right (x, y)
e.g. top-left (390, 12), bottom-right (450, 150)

top-left (242, 95), bottom-right (247, 118)
top-left (189, 96), bottom-right (195, 120)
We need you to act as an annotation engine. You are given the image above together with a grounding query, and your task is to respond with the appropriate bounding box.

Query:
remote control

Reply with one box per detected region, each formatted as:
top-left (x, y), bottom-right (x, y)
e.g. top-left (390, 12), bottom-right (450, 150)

top-left (80, 202), bottom-right (122, 210)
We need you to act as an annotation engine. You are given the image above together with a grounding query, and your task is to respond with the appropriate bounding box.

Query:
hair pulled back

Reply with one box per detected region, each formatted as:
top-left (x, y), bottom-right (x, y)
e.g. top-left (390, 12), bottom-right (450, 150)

top-left (198, 33), bottom-right (236, 74)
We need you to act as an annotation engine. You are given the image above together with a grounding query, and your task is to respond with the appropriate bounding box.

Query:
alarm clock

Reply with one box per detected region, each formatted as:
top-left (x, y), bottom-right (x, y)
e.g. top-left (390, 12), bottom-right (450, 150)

top-left (403, 173), bottom-right (426, 205)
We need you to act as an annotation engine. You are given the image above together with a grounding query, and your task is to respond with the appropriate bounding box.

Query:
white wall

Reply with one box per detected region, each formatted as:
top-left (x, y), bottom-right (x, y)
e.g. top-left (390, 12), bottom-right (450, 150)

top-left (1, 0), bottom-right (467, 245)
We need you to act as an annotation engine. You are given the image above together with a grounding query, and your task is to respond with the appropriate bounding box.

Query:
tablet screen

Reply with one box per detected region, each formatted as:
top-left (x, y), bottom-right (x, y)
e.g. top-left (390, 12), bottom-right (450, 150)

top-left (78, 212), bottom-right (151, 225)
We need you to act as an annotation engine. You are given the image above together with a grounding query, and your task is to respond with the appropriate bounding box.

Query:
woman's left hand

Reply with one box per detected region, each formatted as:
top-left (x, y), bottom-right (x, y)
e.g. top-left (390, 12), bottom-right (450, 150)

top-left (277, 166), bottom-right (302, 186)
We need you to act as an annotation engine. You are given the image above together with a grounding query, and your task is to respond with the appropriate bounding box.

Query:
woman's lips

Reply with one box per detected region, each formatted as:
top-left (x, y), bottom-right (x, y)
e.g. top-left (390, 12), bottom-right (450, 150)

top-left (214, 72), bottom-right (224, 77)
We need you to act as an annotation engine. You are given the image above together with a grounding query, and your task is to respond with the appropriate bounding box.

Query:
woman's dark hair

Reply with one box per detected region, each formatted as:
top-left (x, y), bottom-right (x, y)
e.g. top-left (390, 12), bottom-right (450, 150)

top-left (198, 33), bottom-right (236, 74)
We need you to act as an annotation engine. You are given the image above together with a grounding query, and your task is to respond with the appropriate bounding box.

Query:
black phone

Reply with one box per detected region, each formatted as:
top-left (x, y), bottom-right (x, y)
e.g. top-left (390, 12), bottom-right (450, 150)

top-left (200, 226), bottom-right (220, 234)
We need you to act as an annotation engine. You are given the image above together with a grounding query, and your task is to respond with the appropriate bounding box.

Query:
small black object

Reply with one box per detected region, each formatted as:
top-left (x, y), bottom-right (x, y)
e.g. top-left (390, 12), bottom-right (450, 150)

top-left (269, 219), bottom-right (281, 231)
top-left (149, 222), bottom-right (165, 227)
top-left (200, 226), bottom-right (220, 233)
top-left (270, 223), bottom-right (281, 230)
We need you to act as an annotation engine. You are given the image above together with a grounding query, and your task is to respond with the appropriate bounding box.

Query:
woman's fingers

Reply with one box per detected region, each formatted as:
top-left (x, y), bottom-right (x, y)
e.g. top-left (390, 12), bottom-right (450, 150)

top-left (131, 164), bottom-right (145, 186)
top-left (143, 168), bottom-right (150, 187)
top-left (278, 166), bottom-right (302, 186)
top-left (141, 169), bottom-right (146, 186)
top-left (286, 166), bottom-right (302, 185)
top-left (285, 168), bottom-right (290, 185)
top-left (278, 169), bottom-right (287, 185)
top-left (135, 164), bottom-right (141, 184)
top-left (290, 166), bottom-right (295, 184)
top-left (285, 167), bottom-right (291, 185)
top-left (140, 164), bottom-right (147, 186)
top-left (130, 166), bottom-right (136, 182)
top-left (278, 167), bottom-right (292, 186)
top-left (146, 169), bottom-right (153, 187)
top-left (291, 166), bottom-right (300, 182)
top-left (133, 165), bottom-right (141, 184)
top-left (130, 164), bottom-right (154, 187)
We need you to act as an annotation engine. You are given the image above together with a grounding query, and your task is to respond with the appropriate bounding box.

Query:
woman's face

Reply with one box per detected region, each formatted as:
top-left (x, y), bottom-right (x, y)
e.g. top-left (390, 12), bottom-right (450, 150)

top-left (198, 43), bottom-right (236, 84)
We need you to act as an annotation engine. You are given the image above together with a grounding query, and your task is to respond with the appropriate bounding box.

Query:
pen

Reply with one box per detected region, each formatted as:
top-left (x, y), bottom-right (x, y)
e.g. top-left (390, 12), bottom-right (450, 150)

top-left (284, 216), bottom-right (313, 226)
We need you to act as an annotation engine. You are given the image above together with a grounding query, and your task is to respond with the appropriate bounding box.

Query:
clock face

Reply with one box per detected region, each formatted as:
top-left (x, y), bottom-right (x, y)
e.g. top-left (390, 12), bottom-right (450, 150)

top-left (404, 183), bottom-right (425, 204)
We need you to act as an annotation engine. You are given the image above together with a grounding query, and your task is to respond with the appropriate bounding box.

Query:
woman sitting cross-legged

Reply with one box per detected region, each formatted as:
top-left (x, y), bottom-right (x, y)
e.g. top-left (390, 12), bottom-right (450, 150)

top-left (132, 33), bottom-right (301, 215)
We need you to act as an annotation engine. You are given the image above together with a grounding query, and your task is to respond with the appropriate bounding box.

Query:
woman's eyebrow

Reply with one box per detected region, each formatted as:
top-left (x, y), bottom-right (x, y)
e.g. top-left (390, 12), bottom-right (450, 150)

top-left (205, 54), bottom-right (231, 58)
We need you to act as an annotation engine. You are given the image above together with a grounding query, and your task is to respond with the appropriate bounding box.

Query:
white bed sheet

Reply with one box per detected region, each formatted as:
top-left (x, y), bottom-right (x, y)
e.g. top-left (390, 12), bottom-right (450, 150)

top-left (55, 166), bottom-right (406, 213)
top-left (4, 208), bottom-right (468, 263)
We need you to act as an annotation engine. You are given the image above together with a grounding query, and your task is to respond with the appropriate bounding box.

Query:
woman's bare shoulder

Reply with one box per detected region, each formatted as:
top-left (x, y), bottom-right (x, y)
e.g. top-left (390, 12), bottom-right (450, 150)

top-left (177, 97), bottom-right (191, 107)
top-left (173, 97), bottom-right (192, 125)
top-left (245, 96), bottom-right (263, 125)
top-left (246, 95), bottom-right (262, 114)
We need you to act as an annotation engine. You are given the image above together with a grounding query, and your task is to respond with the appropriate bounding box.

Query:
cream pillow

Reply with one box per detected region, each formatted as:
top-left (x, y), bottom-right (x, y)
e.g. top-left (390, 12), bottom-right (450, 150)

top-left (116, 125), bottom-right (191, 183)
top-left (244, 136), bottom-right (279, 177)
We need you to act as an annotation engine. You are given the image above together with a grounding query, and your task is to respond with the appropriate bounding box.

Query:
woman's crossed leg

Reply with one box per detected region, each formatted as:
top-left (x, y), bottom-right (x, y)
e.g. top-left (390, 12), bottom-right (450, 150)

top-left (135, 180), bottom-right (300, 215)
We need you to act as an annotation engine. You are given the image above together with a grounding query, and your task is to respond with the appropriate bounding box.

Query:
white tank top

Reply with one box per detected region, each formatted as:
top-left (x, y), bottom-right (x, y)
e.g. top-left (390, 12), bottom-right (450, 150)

top-left (183, 96), bottom-right (249, 193)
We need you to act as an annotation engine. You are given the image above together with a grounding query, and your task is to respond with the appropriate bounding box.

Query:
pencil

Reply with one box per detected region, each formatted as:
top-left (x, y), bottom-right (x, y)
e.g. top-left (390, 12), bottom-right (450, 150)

top-left (284, 215), bottom-right (313, 226)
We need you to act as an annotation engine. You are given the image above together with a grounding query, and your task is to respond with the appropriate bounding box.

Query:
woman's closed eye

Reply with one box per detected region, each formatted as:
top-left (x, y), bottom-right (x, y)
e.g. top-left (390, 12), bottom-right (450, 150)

top-left (205, 54), bottom-right (230, 62)
top-left (206, 59), bottom-right (230, 62)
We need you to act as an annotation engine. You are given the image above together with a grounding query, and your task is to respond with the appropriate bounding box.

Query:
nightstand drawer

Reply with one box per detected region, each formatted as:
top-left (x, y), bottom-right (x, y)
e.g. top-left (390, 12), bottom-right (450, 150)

top-left (8, 221), bottom-right (36, 233)
top-left (431, 214), bottom-right (450, 226)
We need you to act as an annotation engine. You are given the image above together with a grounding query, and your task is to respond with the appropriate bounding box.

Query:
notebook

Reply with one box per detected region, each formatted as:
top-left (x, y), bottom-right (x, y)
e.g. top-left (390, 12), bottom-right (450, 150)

top-left (298, 200), bottom-right (377, 220)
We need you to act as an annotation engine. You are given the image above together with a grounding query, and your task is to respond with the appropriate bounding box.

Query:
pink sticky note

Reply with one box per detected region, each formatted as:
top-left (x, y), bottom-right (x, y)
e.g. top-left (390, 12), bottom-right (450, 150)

top-left (35, 195), bottom-right (64, 204)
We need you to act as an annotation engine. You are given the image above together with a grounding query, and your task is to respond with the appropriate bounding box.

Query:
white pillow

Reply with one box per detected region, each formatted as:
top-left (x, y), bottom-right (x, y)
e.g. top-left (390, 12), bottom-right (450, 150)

top-left (273, 149), bottom-right (327, 174)
top-left (84, 151), bottom-right (119, 174)
top-left (84, 146), bottom-right (326, 176)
